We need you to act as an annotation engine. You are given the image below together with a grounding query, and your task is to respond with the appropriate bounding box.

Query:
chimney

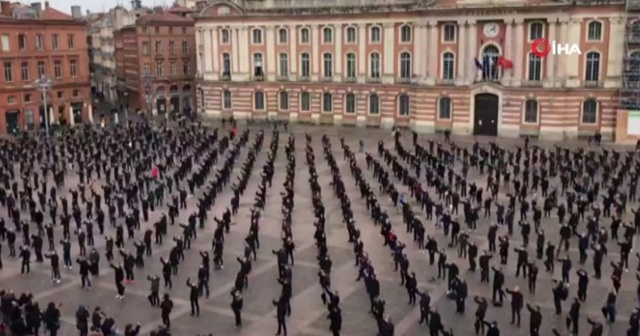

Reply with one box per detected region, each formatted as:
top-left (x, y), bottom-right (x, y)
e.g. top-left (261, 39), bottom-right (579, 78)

top-left (30, 2), bottom-right (42, 16)
top-left (0, 1), bottom-right (11, 16)
top-left (131, 0), bottom-right (142, 10)
top-left (71, 5), bottom-right (82, 19)
top-left (44, 1), bottom-right (49, 9)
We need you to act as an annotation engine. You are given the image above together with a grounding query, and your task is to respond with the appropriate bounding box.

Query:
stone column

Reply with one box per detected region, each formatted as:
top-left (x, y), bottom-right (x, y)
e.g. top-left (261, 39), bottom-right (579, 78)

top-left (383, 23), bottom-right (395, 84)
top-left (456, 19), bottom-right (467, 85)
top-left (502, 20), bottom-right (513, 85)
top-left (196, 28), bottom-right (203, 74)
top-left (203, 28), bottom-right (213, 73)
top-left (211, 28), bottom-right (219, 81)
top-left (358, 24), bottom-right (366, 81)
top-left (266, 26), bottom-right (276, 80)
top-left (565, 18), bottom-right (581, 87)
top-left (544, 18), bottom-right (557, 87)
top-left (427, 20), bottom-right (438, 85)
top-left (238, 27), bottom-right (250, 80)
top-left (556, 18), bottom-right (568, 80)
top-left (335, 25), bottom-right (343, 80)
top-left (605, 16), bottom-right (625, 88)
top-left (231, 27), bottom-right (239, 73)
top-left (512, 18), bottom-right (525, 86)
top-left (311, 24), bottom-right (319, 80)
top-left (467, 20), bottom-right (477, 84)
top-left (414, 21), bottom-right (426, 82)
top-left (290, 26), bottom-right (297, 78)
top-left (68, 106), bottom-right (74, 126)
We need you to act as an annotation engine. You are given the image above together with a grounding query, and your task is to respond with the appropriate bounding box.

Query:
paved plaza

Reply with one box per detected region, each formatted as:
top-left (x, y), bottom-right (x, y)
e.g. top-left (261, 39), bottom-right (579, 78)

top-left (0, 123), bottom-right (638, 336)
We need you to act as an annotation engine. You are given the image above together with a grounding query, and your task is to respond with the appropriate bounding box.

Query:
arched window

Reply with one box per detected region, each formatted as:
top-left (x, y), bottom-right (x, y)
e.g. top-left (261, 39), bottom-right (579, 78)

top-left (369, 94), bottom-right (380, 114)
top-left (300, 92), bottom-right (310, 112)
top-left (587, 21), bottom-right (603, 41)
top-left (400, 25), bottom-right (412, 43)
top-left (278, 53), bottom-right (289, 77)
top-left (322, 93), bottom-right (333, 112)
top-left (222, 53), bottom-right (231, 74)
top-left (345, 93), bottom-right (356, 113)
top-left (438, 97), bottom-right (452, 119)
top-left (300, 27), bottom-right (310, 44)
top-left (346, 53), bottom-right (356, 79)
top-left (370, 53), bottom-right (381, 78)
top-left (400, 52), bottom-right (411, 79)
top-left (254, 91), bottom-right (265, 111)
top-left (398, 94), bottom-right (410, 116)
top-left (278, 28), bottom-right (288, 44)
top-left (527, 53), bottom-right (542, 81)
top-left (585, 52), bottom-right (601, 81)
top-left (529, 22), bottom-right (544, 41)
top-left (279, 91), bottom-right (289, 110)
top-left (222, 90), bottom-right (232, 110)
top-left (323, 53), bottom-right (333, 78)
top-left (322, 27), bottom-right (333, 43)
top-left (370, 26), bottom-right (381, 43)
top-left (442, 52), bottom-right (455, 80)
top-left (300, 53), bottom-right (310, 77)
top-left (582, 99), bottom-right (598, 124)
top-left (524, 99), bottom-right (538, 123)
top-left (346, 27), bottom-right (357, 44)
top-left (482, 45), bottom-right (500, 81)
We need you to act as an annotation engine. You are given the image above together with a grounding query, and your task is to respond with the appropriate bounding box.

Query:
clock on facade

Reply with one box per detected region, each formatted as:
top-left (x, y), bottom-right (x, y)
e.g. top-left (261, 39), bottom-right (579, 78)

top-left (483, 23), bottom-right (500, 38)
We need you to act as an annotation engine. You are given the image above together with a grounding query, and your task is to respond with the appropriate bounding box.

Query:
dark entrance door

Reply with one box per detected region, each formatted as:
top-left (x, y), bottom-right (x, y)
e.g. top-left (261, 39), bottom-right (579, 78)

top-left (72, 102), bottom-right (83, 124)
top-left (170, 96), bottom-right (180, 114)
top-left (5, 110), bottom-right (19, 135)
top-left (39, 104), bottom-right (52, 131)
top-left (473, 93), bottom-right (499, 136)
top-left (156, 97), bottom-right (167, 115)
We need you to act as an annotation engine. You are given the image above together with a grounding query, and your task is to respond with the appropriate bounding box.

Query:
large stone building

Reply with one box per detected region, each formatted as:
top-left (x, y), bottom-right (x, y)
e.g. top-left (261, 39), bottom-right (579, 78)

top-left (88, 4), bottom-right (147, 103)
top-left (194, 0), bottom-right (632, 139)
top-left (114, 8), bottom-right (197, 116)
top-left (0, 1), bottom-right (91, 134)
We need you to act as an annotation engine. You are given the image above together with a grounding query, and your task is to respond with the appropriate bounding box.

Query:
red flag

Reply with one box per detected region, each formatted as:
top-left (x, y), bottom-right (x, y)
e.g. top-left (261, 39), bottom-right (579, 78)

top-left (497, 56), bottom-right (513, 69)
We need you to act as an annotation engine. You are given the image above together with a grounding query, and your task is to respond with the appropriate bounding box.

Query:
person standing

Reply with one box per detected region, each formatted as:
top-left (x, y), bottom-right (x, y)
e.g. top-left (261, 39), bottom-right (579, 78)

top-left (147, 275), bottom-right (160, 306)
top-left (186, 278), bottom-right (200, 316)
top-left (160, 293), bottom-right (174, 329)
top-left (273, 295), bottom-right (288, 336)
top-left (230, 288), bottom-right (243, 327)
top-left (110, 262), bottom-right (125, 299)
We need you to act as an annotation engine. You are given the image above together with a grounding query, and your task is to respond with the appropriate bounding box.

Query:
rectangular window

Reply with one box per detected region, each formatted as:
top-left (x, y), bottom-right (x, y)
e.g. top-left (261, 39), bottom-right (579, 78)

top-left (52, 34), bottom-right (59, 50)
top-left (183, 61), bottom-right (190, 75)
top-left (156, 61), bottom-right (163, 76)
top-left (169, 41), bottom-right (175, 54)
top-left (57, 91), bottom-right (63, 99)
top-left (300, 54), bottom-right (310, 77)
top-left (323, 28), bottom-right (333, 43)
top-left (35, 34), bottom-right (43, 50)
top-left (182, 41), bottom-right (188, 53)
top-left (142, 42), bottom-right (149, 55)
top-left (67, 34), bottom-right (75, 49)
top-left (443, 25), bottom-right (456, 42)
top-left (252, 29), bottom-right (262, 44)
top-left (143, 63), bottom-right (150, 75)
top-left (279, 53), bottom-right (288, 77)
top-left (70, 60), bottom-right (77, 77)
top-left (170, 61), bottom-right (177, 76)
top-left (8, 96), bottom-right (15, 104)
top-left (223, 91), bottom-right (232, 109)
top-left (300, 28), bottom-right (310, 44)
top-left (278, 29), bottom-right (288, 44)
top-left (54, 60), bottom-right (61, 78)
top-left (300, 93), bottom-right (310, 111)
top-left (345, 94), bottom-right (356, 113)
top-left (155, 41), bottom-right (161, 54)
top-left (155, 27), bottom-right (160, 34)
top-left (21, 62), bottom-right (29, 80)
top-left (37, 61), bottom-right (45, 77)
top-left (4, 62), bottom-right (12, 82)
top-left (222, 54), bottom-right (231, 73)
top-left (1, 34), bottom-right (9, 51)
top-left (222, 30), bottom-right (230, 44)
top-left (18, 34), bottom-right (26, 50)
top-left (24, 94), bottom-right (31, 102)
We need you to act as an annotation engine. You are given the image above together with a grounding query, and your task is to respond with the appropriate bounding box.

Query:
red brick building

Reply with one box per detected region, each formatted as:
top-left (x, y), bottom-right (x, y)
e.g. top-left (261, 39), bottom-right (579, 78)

top-left (0, 1), bottom-right (91, 134)
top-left (114, 9), bottom-right (196, 116)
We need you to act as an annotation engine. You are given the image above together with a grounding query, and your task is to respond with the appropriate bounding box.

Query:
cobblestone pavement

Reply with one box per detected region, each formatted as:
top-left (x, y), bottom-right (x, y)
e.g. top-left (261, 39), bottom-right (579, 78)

top-left (1, 124), bottom-right (638, 336)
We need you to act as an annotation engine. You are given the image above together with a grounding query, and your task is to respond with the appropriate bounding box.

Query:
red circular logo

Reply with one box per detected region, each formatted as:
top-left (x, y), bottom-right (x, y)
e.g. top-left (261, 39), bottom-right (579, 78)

top-left (531, 38), bottom-right (550, 58)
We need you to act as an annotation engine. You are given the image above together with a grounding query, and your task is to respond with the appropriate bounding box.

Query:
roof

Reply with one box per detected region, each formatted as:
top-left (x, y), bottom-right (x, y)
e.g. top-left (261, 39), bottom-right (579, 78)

top-left (41, 7), bottom-right (73, 20)
top-left (136, 11), bottom-right (193, 24)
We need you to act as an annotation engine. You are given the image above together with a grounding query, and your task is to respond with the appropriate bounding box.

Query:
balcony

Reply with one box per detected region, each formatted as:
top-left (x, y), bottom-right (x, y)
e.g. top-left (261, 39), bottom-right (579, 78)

top-left (221, 72), bottom-right (231, 81)
top-left (344, 77), bottom-right (357, 83)
top-left (366, 77), bottom-right (381, 83)
top-left (253, 75), bottom-right (264, 81)
top-left (583, 80), bottom-right (603, 88)
top-left (395, 77), bottom-right (411, 84)
top-left (299, 76), bottom-right (310, 82)
top-left (320, 76), bottom-right (333, 82)
top-left (276, 75), bottom-right (289, 82)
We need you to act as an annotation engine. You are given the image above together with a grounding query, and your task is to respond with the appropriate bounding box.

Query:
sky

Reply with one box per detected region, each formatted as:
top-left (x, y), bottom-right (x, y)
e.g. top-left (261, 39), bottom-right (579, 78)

top-left (43, 0), bottom-right (170, 14)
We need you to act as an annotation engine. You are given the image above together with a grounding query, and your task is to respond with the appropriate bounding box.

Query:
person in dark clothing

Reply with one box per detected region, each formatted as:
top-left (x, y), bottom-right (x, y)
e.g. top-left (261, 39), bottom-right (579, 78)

top-left (186, 278), bottom-right (200, 316)
top-left (526, 303), bottom-right (542, 336)
top-left (231, 288), bottom-right (243, 327)
top-left (160, 293), bottom-right (174, 329)
top-left (273, 295), bottom-right (288, 336)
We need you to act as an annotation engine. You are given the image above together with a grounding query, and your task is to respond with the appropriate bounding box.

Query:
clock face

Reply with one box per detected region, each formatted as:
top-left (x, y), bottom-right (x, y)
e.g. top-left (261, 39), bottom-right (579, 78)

top-left (483, 23), bottom-right (500, 38)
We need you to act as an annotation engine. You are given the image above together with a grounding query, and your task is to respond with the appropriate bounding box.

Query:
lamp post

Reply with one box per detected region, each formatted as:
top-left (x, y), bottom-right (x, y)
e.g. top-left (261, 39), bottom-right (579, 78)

top-left (35, 75), bottom-right (52, 136)
top-left (117, 82), bottom-right (130, 124)
top-left (141, 74), bottom-right (155, 117)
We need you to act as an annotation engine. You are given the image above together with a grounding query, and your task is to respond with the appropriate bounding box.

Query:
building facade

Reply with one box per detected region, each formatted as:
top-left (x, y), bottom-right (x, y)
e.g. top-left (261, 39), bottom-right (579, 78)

top-left (194, 0), bottom-right (628, 139)
top-left (114, 10), bottom-right (197, 116)
top-left (0, 1), bottom-right (91, 134)
top-left (88, 6), bottom-right (143, 103)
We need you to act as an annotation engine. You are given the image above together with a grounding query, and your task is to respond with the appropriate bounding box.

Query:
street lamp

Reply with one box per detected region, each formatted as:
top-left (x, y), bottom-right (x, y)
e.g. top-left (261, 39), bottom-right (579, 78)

top-left (141, 74), bottom-right (155, 117)
top-left (35, 75), bottom-right (52, 136)
top-left (117, 82), bottom-right (130, 124)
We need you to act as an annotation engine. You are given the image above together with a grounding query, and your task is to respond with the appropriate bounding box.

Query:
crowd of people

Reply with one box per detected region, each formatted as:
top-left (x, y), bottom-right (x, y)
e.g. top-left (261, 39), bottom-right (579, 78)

top-left (0, 117), bottom-right (638, 336)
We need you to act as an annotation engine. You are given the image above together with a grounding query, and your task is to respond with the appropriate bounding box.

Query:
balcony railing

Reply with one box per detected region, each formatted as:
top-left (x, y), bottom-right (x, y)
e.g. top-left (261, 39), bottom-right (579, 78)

top-left (254, 74), bottom-right (264, 81)
top-left (583, 80), bottom-right (602, 88)
top-left (321, 76), bottom-right (333, 82)
top-left (221, 72), bottom-right (231, 81)
top-left (395, 77), bottom-right (411, 84)
top-left (366, 77), bottom-right (381, 83)
top-left (344, 77), bottom-right (357, 83)
top-left (299, 76), bottom-right (310, 82)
